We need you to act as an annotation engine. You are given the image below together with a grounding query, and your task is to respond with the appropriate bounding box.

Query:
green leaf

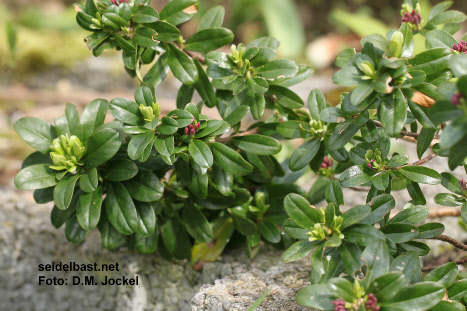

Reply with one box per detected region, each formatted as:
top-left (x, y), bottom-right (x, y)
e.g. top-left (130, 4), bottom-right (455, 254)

top-left (325, 180), bottom-right (344, 206)
top-left (33, 187), bottom-right (54, 204)
top-left (368, 272), bottom-right (406, 303)
top-left (431, 300), bottom-right (466, 311)
top-left (182, 204), bottom-right (213, 242)
top-left (381, 224), bottom-right (419, 243)
top-left (80, 99), bottom-right (109, 139)
top-left (308, 89), bottom-right (326, 121)
top-left (283, 218), bottom-right (308, 240)
top-left (123, 169), bottom-right (164, 202)
top-left (407, 99), bottom-right (436, 130)
top-left (54, 174), bottom-right (80, 210)
top-left (407, 181), bottom-right (426, 205)
top-left (399, 166), bottom-right (441, 185)
top-left (423, 262), bottom-right (458, 287)
top-left (332, 66), bottom-right (361, 87)
top-left (51, 193), bottom-right (78, 228)
top-left (361, 194), bottom-right (395, 225)
top-left (440, 117), bottom-right (467, 150)
top-left (109, 98), bottom-right (142, 125)
top-left (258, 221), bottom-right (281, 243)
top-left (289, 139), bottom-right (320, 171)
top-left (230, 212), bottom-right (257, 236)
top-left (267, 85), bottom-right (304, 109)
top-left (416, 223), bottom-right (444, 239)
top-left (187, 169), bottom-right (208, 199)
top-left (113, 33), bottom-right (136, 54)
top-left (194, 59), bottom-right (218, 108)
top-left (185, 28), bottom-right (234, 53)
top-left (408, 48), bottom-right (452, 76)
top-left (134, 201), bottom-right (156, 237)
top-left (281, 240), bottom-right (319, 263)
top-left (284, 193), bottom-right (320, 229)
top-left (101, 159), bottom-right (138, 181)
top-left (448, 279), bottom-right (467, 301)
top-left (189, 139), bottom-right (213, 169)
top-left (382, 282), bottom-right (445, 310)
top-left (223, 105), bottom-right (250, 126)
top-left (429, 10), bottom-right (466, 25)
top-left (98, 211), bottom-right (126, 250)
top-left (209, 142), bottom-right (253, 175)
top-left (329, 115), bottom-right (368, 151)
top-left (372, 171), bottom-right (390, 190)
top-left (167, 109), bottom-right (195, 127)
top-left (246, 76), bottom-right (269, 94)
top-left (198, 5), bottom-right (224, 31)
top-left (63, 104), bottom-right (84, 141)
top-left (341, 205), bottom-right (371, 230)
top-left (342, 224), bottom-right (386, 246)
top-left (400, 22), bottom-right (414, 57)
top-left (159, 0), bottom-right (198, 26)
top-left (161, 217), bottom-right (192, 260)
top-left (417, 128), bottom-right (436, 159)
top-left (105, 182), bottom-right (138, 235)
top-left (296, 284), bottom-right (336, 310)
top-left (132, 5), bottom-right (159, 23)
top-left (249, 47), bottom-right (276, 67)
top-left (426, 29), bottom-right (457, 49)
top-left (77, 186), bottom-right (103, 230)
top-left (380, 90), bottom-right (407, 137)
top-left (339, 241), bottom-right (363, 276)
top-left (15, 164), bottom-right (58, 190)
top-left (246, 91), bottom-right (266, 120)
top-left (128, 131), bottom-right (154, 161)
top-left (441, 172), bottom-right (463, 195)
top-left (194, 120), bottom-right (223, 138)
top-left (231, 134), bottom-right (281, 156)
top-left (166, 43), bottom-right (198, 85)
top-left (158, 116), bottom-right (179, 135)
top-left (389, 206), bottom-right (429, 225)
top-left (256, 59), bottom-right (298, 80)
top-left (209, 142), bottom-right (252, 175)
top-left (390, 251), bottom-right (421, 285)
top-left (434, 193), bottom-right (464, 207)
top-left (154, 136), bottom-right (174, 157)
top-left (339, 165), bottom-right (374, 188)
top-left (151, 20), bottom-right (181, 42)
top-left (360, 241), bottom-right (390, 288)
top-left (14, 117), bottom-right (55, 154)
top-left (65, 215), bottom-right (90, 244)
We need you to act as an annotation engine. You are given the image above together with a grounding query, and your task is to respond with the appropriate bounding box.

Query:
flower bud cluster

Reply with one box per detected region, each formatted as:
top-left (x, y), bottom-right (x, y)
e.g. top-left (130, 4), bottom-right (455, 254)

top-left (332, 299), bottom-right (349, 311)
top-left (49, 134), bottom-right (86, 173)
top-left (111, 0), bottom-right (129, 5)
top-left (320, 156), bottom-right (333, 169)
top-left (451, 93), bottom-right (464, 106)
top-left (139, 103), bottom-right (161, 123)
top-left (452, 40), bottom-right (467, 54)
top-left (307, 209), bottom-right (344, 242)
top-left (401, 3), bottom-right (422, 30)
top-left (360, 61), bottom-right (376, 81)
top-left (229, 44), bottom-right (245, 65)
top-left (461, 178), bottom-right (467, 197)
top-left (365, 294), bottom-right (380, 311)
top-left (184, 118), bottom-right (201, 137)
top-left (310, 120), bottom-right (325, 138)
top-left (365, 149), bottom-right (384, 171)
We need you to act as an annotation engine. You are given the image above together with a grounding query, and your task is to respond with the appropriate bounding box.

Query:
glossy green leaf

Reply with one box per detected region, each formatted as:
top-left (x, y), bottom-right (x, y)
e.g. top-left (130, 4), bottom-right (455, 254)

top-left (128, 131), bottom-right (154, 161)
top-left (267, 85), bottom-right (304, 109)
top-left (256, 59), bottom-right (298, 80)
top-left (281, 240), bottom-right (319, 263)
top-left (416, 223), bottom-right (445, 239)
top-left (14, 117), bottom-right (56, 154)
top-left (185, 28), bottom-right (234, 53)
top-left (189, 139), bottom-right (213, 169)
top-left (289, 139), bottom-right (320, 171)
top-left (54, 174), bottom-right (80, 210)
top-left (209, 142), bottom-right (253, 175)
top-left (15, 164), bottom-right (58, 190)
top-left (308, 89), bottom-right (326, 121)
top-left (123, 169), bottom-right (164, 202)
top-left (341, 205), bottom-right (371, 230)
top-left (80, 99), bottom-right (109, 139)
top-left (342, 224), bottom-right (386, 246)
top-left (161, 217), bottom-right (191, 260)
top-left (423, 262), bottom-right (458, 287)
top-left (77, 186), bottom-right (103, 230)
top-left (65, 215), bottom-right (90, 244)
top-left (284, 193), bottom-right (320, 229)
top-left (132, 5), bottom-right (159, 23)
top-left (109, 98), bottom-right (142, 125)
top-left (105, 182), bottom-right (138, 235)
top-left (101, 159), bottom-right (138, 181)
top-left (198, 5), bottom-right (224, 30)
top-left (166, 43), bottom-right (198, 85)
top-left (339, 165), bottom-right (374, 188)
top-left (231, 134), bottom-right (281, 156)
top-left (182, 204), bottom-right (213, 242)
top-left (399, 166), bottom-right (441, 185)
top-left (380, 90), bottom-right (407, 137)
top-left (368, 272), bottom-right (406, 303)
top-left (159, 0), bottom-right (198, 25)
top-left (390, 251), bottom-right (421, 285)
top-left (408, 48), bottom-right (451, 76)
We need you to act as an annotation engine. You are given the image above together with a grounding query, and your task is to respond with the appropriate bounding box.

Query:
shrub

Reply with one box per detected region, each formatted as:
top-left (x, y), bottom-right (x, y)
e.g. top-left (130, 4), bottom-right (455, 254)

top-left (13, 0), bottom-right (467, 309)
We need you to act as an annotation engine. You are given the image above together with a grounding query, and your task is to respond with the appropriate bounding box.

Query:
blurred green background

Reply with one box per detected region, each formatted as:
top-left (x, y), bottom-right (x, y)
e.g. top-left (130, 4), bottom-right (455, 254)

top-left (0, 0), bottom-right (466, 185)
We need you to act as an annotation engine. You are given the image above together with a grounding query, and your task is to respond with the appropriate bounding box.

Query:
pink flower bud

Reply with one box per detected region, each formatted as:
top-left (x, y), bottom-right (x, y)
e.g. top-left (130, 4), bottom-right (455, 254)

top-left (195, 122), bottom-right (201, 131)
top-left (452, 40), bottom-right (467, 53)
top-left (460, 178), bottom-right (466, 190)
top-left (452, 93), bottom-right (463, 106)
top-left (184, 127), bottom-right (189, 136)
top-left (402, 10), bottom-right (421, 26)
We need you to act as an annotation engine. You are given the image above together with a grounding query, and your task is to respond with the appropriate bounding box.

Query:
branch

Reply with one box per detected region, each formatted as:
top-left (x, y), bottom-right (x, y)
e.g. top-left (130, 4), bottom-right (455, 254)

top-left (215, 128), bottom-right (259, 143)
top-left (410, 152), bottom-right (437, 166)
top-left (373, 121), bottom-right (439, 139)
top-left (422, 257), bottom-right (467, 272)
top-left (433, 235), bottom-right (467, 251)
top-left (349, 186), bottom-right (372, 192)
top-left (427, 207), bottom-right (461, 218)
top-left (185, 50), bottom-right (206, 64)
